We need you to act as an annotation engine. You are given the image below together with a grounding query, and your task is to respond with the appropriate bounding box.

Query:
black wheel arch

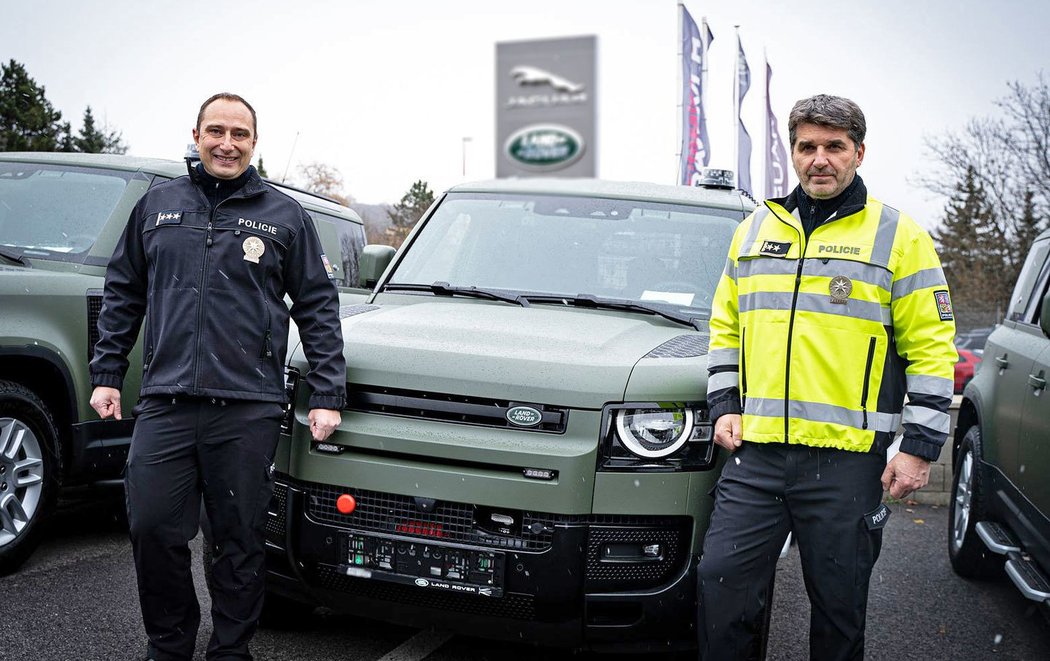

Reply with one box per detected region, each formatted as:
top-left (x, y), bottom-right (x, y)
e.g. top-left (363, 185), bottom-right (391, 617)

top-left (953, 397), bottom-right (981, 466)
top-left (0, 346), bottom-right (78, 478)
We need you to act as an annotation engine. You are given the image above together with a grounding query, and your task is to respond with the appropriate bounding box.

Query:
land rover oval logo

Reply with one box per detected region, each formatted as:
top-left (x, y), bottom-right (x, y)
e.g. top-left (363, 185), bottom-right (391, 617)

top-left (506, 406), bottom-right (543, 427)
top-left (505, 124), bottom-right (584, 170)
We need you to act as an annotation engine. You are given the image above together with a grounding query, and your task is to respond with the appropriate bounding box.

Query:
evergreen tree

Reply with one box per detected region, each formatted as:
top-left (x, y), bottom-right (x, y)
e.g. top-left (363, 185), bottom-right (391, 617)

top-left (386, 180), bottom-right (435, 247)
top-left (933, 168), bottom-right (1008, 327)
top-left (256, 154), bottom-right (268, 178)
top-left (74, 106), bottom-right (127, 154)
top-left (0, 59), bottom-right (65, 151)
top-left (57, 121), bottom-right (75, 152)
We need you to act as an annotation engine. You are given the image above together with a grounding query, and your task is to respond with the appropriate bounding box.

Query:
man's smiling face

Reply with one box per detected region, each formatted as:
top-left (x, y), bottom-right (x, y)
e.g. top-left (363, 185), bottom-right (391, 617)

top-left (192, 99), bottom-right (256, 180)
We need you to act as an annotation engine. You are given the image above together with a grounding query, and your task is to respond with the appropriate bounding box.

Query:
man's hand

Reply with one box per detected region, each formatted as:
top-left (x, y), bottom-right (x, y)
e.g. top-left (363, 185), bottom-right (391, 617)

top-left (308, 408), bottom-right (341, 441)
top-left (90, 386), bottom-right (122, 420)
top-left (881, 451), bottom-right (930, 500)
top-left (713, 413), bottom-right (743, 453)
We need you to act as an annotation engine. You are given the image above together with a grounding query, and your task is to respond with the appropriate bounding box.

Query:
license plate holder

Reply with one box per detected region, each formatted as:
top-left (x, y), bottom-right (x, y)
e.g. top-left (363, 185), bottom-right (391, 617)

top-left (339, 532), bottom-right (505, 598)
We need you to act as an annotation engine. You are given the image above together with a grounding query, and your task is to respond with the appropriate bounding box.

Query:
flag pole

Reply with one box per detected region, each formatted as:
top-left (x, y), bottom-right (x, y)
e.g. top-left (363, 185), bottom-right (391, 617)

top-left (676, 1), bottom-right (684, 182)
top-left (733, 25), bottom-right (741, 188)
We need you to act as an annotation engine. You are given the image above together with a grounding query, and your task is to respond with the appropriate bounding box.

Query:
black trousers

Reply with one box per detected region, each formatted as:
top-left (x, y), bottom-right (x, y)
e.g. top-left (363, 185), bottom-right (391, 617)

top-left (125, 397), bottom-right (283, 661)
top-left (696, 442), bottom-right (888, 661)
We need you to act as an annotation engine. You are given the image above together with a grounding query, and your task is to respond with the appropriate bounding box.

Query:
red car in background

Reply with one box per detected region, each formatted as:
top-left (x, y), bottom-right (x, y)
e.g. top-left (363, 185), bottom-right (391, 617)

top-left (954, 348), bottom-right (982, 394)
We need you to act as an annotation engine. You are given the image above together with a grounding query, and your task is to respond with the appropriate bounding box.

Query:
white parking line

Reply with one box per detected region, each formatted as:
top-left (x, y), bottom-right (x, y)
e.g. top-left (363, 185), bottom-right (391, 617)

top-left (376, 629), bottom-right (454, 661)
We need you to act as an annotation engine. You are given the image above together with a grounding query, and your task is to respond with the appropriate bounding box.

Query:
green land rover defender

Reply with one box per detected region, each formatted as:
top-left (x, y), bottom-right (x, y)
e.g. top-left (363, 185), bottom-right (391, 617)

top-left (266, 176), bottom-right (755, 652)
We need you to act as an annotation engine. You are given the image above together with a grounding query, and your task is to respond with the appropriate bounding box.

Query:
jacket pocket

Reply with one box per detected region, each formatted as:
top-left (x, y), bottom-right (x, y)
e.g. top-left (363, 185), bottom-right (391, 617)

top-left (861, 337), bottom-right (876, 429)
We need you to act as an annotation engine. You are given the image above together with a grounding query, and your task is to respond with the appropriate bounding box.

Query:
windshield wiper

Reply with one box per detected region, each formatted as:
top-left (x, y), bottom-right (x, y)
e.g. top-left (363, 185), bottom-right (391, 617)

top-left (384, 281), bottom-right (530, 307)
top-left (527, 293), bottom-right (706, 330)
top-left (0, 247), bottom-right (27, 266)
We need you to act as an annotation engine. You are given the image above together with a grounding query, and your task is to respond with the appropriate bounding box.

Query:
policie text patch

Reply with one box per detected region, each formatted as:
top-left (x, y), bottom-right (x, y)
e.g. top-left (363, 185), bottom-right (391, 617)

top-left (934, 290), bottom-right (954, 321)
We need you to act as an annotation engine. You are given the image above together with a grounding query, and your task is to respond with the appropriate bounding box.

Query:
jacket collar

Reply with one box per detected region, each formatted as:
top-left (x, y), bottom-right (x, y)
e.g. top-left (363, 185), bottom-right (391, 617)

top-left (768, 174), bottom-right (868, 221)
top-left (186, 160), bottom-right (266, 200)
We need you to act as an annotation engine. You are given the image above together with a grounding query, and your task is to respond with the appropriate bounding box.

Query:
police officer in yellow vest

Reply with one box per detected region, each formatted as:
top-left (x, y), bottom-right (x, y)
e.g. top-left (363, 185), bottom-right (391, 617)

top-left (698, 95), bottom-right (957, 660)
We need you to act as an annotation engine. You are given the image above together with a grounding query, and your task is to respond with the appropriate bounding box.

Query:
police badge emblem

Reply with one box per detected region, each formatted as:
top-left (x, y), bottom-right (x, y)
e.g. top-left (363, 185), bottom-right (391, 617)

top-left (242, 236), bottom-right (265, 263)
top-left (829, 275), bottom-right (852, 304)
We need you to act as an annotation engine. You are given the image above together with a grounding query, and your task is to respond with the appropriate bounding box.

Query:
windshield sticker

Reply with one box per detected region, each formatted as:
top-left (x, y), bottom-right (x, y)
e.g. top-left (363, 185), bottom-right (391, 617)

top-left (641, 291), bottom-right (695, 306)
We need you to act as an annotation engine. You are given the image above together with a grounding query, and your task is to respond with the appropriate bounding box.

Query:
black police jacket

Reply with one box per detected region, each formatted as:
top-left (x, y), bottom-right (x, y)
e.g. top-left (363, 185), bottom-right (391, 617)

top-left (90, 167), bottom-right (346, 410)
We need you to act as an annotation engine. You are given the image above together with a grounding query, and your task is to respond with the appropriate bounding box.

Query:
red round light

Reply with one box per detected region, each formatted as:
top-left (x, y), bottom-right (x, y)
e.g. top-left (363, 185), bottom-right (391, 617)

top-left (336, 494), bottom-right (356, 514)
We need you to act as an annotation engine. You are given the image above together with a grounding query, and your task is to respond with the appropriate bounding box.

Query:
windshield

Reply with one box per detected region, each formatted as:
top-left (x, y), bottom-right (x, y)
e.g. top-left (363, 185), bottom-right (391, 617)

top-left (0, 162), bottom-right (134, 262)
top-left (385, 191), bottom-right (743, 313)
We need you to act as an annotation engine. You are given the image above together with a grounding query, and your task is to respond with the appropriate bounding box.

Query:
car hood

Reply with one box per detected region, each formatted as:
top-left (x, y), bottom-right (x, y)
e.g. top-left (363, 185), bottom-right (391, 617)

top-left (312, 299), bottom-right (710, 409)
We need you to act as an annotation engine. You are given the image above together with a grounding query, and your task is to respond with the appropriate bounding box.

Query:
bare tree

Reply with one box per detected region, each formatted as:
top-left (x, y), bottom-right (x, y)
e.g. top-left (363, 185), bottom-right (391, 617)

top-left (297, 161), bottom-right (352, 206)
top-left (919, 74), bottom-right (1050, 329)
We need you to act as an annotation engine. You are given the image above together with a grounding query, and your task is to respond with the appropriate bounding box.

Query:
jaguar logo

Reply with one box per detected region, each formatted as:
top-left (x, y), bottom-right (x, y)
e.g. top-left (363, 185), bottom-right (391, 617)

top-left (510, 65), bottom-right (585, 93)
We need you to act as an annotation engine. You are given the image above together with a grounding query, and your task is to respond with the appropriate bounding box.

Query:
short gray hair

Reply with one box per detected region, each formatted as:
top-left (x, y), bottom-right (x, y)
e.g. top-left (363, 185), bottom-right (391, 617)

top-left (788, 94), bottom-right (866, 148)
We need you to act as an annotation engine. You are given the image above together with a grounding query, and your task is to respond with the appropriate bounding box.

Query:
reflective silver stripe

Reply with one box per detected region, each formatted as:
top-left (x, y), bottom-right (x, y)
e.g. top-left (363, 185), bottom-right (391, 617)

top-left (741, 291), bottom-right (892, 324)
top-left (870, 204), bottom-right (900, 267)
top-left (906, 374), bottom-right (954, 399)
top-left (892, 267), bottom-right (949, 300)
top-left (796, 293), bottom-right (893, 325)
top-left (745, 397), bottom-right (901, 433)
top-left (707, 371), bottom-right (739, 392)
top-left (740, 291), bottom-right (793, 313)
top-left (803, 259), bottom-right (892, 292)
top-left (723, 255), bottom-right (737, 281)
top-left (903, 405), bottom-right (951, 434)
top-left (738, 258), bottom-right (798, 278)
top-left (739, 207), bottom-right (772, 255)
top-left (707, 348), bottom-right (740, 369)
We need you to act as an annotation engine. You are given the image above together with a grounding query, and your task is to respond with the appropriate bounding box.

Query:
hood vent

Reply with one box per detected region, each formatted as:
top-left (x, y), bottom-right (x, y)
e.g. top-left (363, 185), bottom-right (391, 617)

top-left (644, 334), bottom-right (708, 359)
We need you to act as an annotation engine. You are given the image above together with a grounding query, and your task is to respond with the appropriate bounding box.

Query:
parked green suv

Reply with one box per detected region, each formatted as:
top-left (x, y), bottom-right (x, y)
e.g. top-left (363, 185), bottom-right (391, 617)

top-left (950, 227), bottom-right (1050, 607)
top-left (266, 176), bottom-right (755, 652)
top-left (0, 152), bottom-right (369, 573)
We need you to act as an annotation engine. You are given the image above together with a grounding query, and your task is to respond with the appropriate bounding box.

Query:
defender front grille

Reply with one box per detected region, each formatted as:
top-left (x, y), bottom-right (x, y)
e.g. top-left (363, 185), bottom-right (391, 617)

top-left (304, 482), bottom-right (558, 551)
top-left (346, 385), bottom-right (568, 433)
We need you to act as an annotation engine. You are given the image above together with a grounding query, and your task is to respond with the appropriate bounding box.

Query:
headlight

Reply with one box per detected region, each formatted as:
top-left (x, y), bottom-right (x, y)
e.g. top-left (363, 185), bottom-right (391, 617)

top-left (614, 408), bottom-right (694, 458)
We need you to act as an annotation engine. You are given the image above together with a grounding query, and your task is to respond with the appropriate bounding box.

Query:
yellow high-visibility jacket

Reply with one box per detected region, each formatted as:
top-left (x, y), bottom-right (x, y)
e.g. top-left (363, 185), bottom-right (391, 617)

top-left (707, 191), bottom-right (957, 461)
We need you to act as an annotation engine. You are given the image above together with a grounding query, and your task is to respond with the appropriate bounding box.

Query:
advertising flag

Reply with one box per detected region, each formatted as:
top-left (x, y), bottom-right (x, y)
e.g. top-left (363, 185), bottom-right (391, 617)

top-left (679, 7), bottom-right (713, 185)
top-left (765, 61), bottom-right (789, 198)
top-left (735, 34), bottom-right (753, 196)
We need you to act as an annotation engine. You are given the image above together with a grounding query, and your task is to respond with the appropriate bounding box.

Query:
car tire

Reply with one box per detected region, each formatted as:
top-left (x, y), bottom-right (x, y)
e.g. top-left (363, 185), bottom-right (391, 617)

top-left (948, 425), bottom-right (1002, 578)
top-left (0, 380), bottom-right (62, 575)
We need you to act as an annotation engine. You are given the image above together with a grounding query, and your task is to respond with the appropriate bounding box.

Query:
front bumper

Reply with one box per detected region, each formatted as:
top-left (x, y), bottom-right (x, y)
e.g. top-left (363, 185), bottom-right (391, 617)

top-left (264, 476), bottom-right (698, 652)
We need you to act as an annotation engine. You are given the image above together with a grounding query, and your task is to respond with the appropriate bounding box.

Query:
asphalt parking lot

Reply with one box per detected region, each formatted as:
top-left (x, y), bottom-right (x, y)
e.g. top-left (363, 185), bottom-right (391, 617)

top-left (2, 492), bottom-right (1048, 660)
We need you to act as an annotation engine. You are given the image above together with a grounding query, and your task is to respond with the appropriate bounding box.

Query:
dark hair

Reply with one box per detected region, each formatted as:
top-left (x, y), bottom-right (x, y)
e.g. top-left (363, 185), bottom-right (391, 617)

top-left (788, 94), bottom-right (865, 148)
top-left (196, 92), bottom-right (257, 136)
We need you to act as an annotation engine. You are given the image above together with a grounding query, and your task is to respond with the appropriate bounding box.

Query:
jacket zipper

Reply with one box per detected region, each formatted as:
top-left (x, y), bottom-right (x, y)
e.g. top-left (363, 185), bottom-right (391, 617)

top-left (778, 207), bottom-right (806, 443)
top-left (861, 337), bottom-right (876, 430)
top-left (191, 209), bottom-right (215, 394)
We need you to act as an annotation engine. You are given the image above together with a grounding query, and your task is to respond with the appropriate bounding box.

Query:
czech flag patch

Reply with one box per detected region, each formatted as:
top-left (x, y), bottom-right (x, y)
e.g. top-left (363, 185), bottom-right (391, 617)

top-left (934, 290), bottom-right (954, 321)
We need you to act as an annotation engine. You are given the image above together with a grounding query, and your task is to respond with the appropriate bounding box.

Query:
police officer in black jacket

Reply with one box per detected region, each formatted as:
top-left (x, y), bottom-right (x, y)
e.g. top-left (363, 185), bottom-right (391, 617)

top-left (89, 92), bottom-right (346, 661)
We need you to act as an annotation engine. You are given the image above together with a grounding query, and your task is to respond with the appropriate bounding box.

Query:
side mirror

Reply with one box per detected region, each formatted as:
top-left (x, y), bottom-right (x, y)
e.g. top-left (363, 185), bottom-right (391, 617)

top-left (1041, 290), bottom-right (1050, 339)
top-left (358, 244), bottom-right (396, 289)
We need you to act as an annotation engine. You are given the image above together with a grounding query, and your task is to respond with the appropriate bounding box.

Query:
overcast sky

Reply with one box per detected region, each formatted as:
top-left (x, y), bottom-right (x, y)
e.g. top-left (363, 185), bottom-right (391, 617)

top-left (2, 0), bottom-right (1047, 227)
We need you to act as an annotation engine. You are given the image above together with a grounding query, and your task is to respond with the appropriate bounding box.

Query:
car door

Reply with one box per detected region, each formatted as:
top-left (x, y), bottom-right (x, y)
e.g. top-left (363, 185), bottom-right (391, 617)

top-left (1016, 252), bottom-right (1050, 511)
top-left (984, 237), bottom-right (1050, 475)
